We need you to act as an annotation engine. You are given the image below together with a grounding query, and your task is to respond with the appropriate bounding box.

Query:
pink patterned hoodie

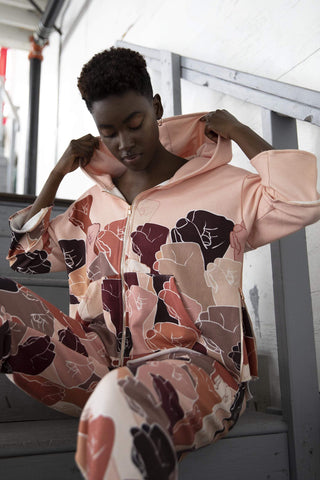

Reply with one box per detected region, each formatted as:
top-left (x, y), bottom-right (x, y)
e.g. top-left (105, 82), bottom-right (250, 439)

top-left (7, 112), bottom-right (320, 384)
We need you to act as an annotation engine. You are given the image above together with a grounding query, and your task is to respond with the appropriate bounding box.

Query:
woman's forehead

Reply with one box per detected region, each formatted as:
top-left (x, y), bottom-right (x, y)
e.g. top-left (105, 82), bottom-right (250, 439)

top-left (91, 91), bottom-right (153, 125)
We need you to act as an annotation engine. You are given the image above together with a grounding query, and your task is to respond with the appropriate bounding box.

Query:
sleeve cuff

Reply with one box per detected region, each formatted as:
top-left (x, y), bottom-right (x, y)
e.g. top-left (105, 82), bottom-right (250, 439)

top-left (10, 206), bottom-right (51, 233)
top-left (251, 149), bottom-right (319, 202)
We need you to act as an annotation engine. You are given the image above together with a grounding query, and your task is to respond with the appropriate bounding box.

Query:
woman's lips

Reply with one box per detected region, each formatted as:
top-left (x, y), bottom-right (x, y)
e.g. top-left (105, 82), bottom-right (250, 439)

top-left (122, 153), bottom-right (142, 164)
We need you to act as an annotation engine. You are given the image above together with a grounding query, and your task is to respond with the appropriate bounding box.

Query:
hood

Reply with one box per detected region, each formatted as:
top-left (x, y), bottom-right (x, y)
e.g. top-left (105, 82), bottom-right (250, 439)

top-left (82, 112), bottom-right (232, 189)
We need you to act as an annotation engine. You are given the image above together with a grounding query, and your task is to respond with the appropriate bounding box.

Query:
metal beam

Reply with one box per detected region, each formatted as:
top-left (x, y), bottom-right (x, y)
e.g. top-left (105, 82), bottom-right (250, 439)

top-left (24, 55), bottom-right (41, 195)
top-left (181, 57), bottom-right (320, 109)
top-left (262, 110), bottom-right (320, 480)
top-left (160, 50), bottom-right (181, 117)
top-left (182, 68), bottom-right (320, 126)
top-left (116, 41), bottom-right (320, 127)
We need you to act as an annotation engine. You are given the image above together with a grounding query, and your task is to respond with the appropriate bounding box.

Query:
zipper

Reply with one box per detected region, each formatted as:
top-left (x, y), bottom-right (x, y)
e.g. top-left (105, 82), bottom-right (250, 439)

top-left (104, 183), bottom-right (168, 366)
top-left (119, 203), bottom-right (133, 366)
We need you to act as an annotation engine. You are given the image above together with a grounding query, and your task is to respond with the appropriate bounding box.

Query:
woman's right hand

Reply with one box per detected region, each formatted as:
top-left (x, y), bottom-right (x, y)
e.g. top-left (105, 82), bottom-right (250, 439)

top-left (22, 134), bottom-right (100, 224)
top-left (52, 134), bottom-right (100, 178)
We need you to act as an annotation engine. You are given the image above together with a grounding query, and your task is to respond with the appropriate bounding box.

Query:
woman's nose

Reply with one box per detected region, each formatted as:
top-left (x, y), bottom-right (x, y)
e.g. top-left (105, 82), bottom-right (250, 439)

top-left (118, 131), bottom-right (134, 151)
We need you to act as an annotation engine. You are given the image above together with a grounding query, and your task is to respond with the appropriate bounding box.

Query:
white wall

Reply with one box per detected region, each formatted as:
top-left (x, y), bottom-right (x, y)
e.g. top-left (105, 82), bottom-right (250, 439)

top-left (6, 0), bottom-right (320, 410)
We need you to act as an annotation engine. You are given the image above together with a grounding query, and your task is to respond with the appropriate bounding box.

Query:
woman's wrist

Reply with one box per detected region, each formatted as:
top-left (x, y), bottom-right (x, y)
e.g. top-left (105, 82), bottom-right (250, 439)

top-left (229, 122), bottom-right (250, 142)
top-left (230, 123), bottom-right (273, 160)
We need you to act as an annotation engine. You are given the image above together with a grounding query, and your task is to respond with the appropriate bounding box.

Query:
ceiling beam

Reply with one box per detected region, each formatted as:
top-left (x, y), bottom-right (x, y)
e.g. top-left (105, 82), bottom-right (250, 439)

top-left (0, 3), bottom-right (40, 30)
top-left (0, 24), bottom-right (31, 49)
top-left (0, 0), bottom-right (47, 10)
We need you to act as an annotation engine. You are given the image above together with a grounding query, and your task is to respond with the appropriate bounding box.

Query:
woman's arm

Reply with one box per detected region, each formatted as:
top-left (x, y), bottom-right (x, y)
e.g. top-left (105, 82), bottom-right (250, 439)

top-left (24, 134), bottom-right (99, 223)
top-left (200, 110), bottom-right (273, 160)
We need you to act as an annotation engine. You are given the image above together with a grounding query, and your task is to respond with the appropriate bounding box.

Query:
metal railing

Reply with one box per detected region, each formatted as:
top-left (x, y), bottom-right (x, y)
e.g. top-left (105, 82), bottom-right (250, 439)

top-left (117, 39), bottom-right (320, 124)
top-left (116, 40), bottom-right (320, 480)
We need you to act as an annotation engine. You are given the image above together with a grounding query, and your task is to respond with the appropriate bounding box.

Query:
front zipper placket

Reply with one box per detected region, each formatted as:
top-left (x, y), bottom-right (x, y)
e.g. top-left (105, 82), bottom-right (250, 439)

top-left (105, 183), bottom-right (168, 367)
top-left (119, 202), bottom-right (134, 366)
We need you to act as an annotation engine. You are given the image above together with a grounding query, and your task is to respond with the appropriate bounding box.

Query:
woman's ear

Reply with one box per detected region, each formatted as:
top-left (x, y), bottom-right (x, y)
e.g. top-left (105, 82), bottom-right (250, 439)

top-left (153, 94), bottom-right (164, 120)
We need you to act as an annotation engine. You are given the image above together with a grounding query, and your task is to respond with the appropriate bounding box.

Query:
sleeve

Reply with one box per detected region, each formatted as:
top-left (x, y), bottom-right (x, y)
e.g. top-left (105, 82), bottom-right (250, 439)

top-left (242, 149), bottom-right (320, 249)
top-left (7, 205), bottom-right (67, 274)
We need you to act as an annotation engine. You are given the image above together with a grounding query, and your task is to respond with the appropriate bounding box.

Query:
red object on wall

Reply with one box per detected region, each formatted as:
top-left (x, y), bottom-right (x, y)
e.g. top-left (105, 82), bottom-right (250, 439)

top-left (0, 47), bottom-right (8, 125)
top-left (0, 47), bottom-right (7, 78)
top-left (0, 47), bottom-right (8, 124)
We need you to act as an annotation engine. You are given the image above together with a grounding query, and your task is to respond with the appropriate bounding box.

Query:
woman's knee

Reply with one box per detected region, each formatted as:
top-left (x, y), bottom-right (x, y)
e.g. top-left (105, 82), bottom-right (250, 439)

top-left (82, 366), bottom-right (133, 416)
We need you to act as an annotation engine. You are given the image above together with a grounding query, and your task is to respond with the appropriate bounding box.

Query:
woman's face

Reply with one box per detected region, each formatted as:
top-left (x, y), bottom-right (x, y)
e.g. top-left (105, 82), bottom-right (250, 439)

top-left (91, 90), bottom-right (162, 172)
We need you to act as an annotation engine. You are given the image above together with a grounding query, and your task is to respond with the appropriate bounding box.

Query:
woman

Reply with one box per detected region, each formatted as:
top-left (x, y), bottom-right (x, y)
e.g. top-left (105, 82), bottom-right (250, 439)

top-left (1, 47), bottom-right (320, 480)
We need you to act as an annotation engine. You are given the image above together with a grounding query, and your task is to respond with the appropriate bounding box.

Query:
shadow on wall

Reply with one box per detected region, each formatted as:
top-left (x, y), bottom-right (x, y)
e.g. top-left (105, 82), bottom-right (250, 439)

top-left (249, 354), bottom-right (275, 412)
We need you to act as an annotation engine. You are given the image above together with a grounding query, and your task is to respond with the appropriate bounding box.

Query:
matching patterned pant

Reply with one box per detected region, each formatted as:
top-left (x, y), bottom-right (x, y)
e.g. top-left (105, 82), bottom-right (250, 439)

top-left (0, 277), bottom-right (246, 480)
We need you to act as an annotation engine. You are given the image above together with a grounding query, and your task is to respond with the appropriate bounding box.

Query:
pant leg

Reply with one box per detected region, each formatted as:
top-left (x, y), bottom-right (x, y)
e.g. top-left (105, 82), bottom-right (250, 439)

top-left (75, 351), bottom-right (246, 480)
top-left (0, 277), bottom-right (110, 416)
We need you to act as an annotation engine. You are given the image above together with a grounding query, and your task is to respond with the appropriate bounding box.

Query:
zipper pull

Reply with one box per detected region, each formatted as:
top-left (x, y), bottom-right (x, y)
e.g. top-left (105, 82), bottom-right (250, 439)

top-left (127, 205), bottom-right (132, 216)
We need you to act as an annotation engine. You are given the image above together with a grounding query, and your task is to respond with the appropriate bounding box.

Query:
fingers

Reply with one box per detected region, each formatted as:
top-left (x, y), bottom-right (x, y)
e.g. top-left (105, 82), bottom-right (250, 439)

top-left (200, 109), bottom-right (224, 121)
top-left (69, 134), bottom-right (100, 166)
top-left (200, 111), bottom-right (219, 141)
top-left (70, 134), bottom-right (99, 153)
top-left (77, 133), bottom-right (100, 148)
top-left (200, 113), bottom-right (219, 141)
top-left (55, 134), bottom-right (100, 176)
top-left (200, 109), bottom-right (238, 140)
top-left (205, 125), bottom-right (219, 142)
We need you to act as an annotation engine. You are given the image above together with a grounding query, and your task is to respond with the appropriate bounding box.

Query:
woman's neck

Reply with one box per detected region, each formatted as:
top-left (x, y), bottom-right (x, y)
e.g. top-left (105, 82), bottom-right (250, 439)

top-left (113, 147), bottom-right (186, 204)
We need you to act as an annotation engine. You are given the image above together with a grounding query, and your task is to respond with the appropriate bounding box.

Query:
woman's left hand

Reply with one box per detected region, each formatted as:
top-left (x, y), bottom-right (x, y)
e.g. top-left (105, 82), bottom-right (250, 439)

top-left (200, 109), bottom-right (243, 141)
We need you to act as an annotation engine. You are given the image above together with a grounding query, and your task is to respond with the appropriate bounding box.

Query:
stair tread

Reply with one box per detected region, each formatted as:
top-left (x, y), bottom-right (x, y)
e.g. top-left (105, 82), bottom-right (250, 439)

top-left (0, 409), bottom-right (287, 458)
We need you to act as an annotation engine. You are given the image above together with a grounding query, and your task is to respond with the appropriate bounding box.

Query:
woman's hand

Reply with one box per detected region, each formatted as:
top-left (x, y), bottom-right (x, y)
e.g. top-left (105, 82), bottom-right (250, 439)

top-left (200, 109), bottom-right (243, 142)
top-left (52, 134), bottom-right (100, 179)
top-left (200, 109), bottom-right (273, 159)
top-left (23, 134), bottom-right (100, 224)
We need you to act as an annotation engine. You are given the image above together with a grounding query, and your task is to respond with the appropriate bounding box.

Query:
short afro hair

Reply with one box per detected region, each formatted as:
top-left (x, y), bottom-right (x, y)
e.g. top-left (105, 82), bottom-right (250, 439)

top-left (77, 47), bottom-right (153, 111)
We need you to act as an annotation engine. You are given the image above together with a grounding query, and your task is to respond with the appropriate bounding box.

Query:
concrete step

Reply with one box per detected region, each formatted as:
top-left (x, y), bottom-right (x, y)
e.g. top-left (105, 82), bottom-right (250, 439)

top-left (0, 410), bottom-right (289, 479)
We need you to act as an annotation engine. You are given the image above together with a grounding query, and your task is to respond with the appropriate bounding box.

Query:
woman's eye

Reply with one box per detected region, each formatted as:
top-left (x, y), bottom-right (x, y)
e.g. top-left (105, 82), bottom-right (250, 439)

top-left (128, 115), bottom-right (144, 130)
top-left (101, 130), bottom-right (116, 138)
top-left (129, 123), bottom-right (142, 130)
top-left (129, 123), bottom-right (143, 130)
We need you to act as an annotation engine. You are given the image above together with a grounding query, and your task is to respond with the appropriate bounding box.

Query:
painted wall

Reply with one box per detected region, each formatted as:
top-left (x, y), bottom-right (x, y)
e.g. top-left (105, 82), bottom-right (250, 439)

top-left (5, 0), bottom-right (320, 410)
